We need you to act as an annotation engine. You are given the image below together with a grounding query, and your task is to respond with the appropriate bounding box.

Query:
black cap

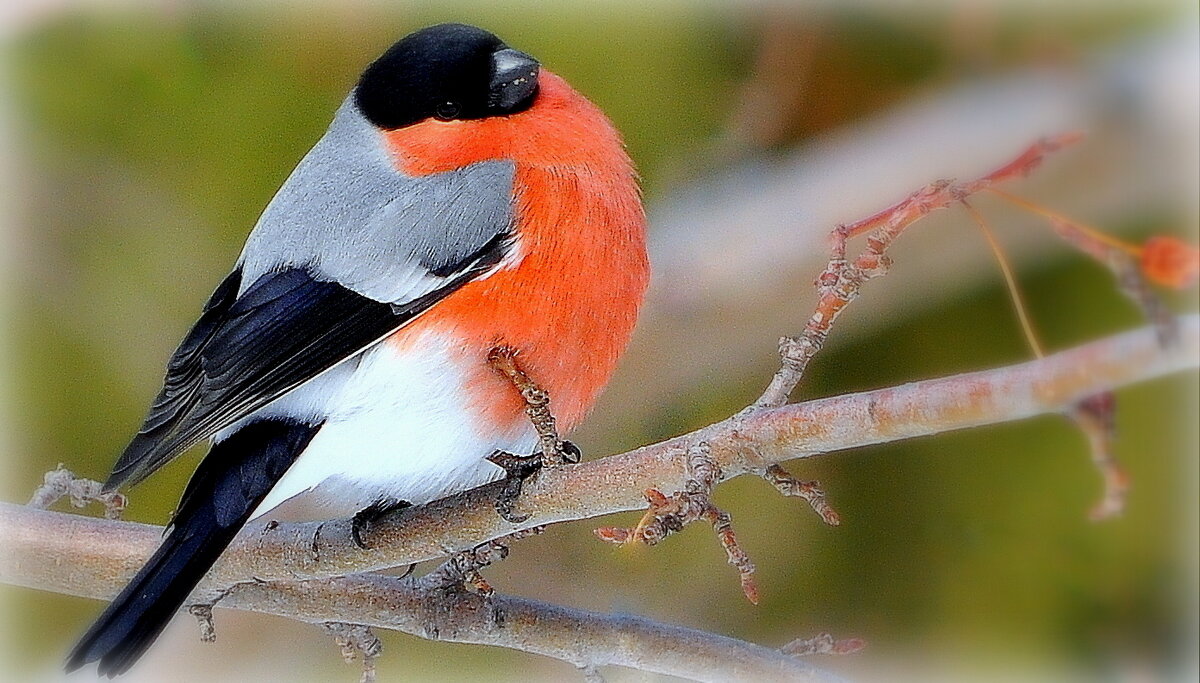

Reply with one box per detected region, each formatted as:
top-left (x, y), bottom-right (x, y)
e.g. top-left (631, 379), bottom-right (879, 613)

top-left (355, 24), bottom-right (541, 130)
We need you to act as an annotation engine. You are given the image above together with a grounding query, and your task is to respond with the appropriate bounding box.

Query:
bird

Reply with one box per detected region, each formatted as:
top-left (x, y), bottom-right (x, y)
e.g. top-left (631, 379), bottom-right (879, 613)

top-left (66, 22), bottom-right (649, 676)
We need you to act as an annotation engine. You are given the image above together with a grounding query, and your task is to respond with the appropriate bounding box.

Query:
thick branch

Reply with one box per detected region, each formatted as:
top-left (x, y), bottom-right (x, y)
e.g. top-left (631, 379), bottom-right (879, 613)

top-left (2, 317), bottom-right (1195, 594)
top-left (245, 316), bottom-right (1200, 583)
top-left (232, 577), bottom-right (837, 682)
top-left (0, 527), bottom-right (834, 683)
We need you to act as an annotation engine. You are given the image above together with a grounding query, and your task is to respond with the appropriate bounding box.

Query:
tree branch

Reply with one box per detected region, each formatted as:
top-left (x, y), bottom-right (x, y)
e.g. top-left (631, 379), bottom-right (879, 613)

top-left (0, 514), bottom-right (839, 682)
top-left (2, 317), bottom-right (1194, 633)
top-left (753, 133), bottom-right (1080, 409)
top-left (198, 315), bottom-right (1197, 586)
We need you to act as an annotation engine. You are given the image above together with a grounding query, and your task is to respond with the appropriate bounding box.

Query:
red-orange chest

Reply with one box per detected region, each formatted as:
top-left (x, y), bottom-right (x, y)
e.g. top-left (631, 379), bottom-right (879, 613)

top-left (390, 161), bottom-right (649, 434)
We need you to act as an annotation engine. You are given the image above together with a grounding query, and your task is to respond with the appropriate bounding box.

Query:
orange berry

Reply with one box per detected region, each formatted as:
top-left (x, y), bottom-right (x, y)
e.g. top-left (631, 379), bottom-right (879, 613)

top-left (1140, 236), bottom-right (1200, 289)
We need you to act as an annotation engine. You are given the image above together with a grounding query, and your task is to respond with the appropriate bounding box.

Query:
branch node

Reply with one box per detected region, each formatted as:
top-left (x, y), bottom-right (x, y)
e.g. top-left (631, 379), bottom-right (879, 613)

top-left (187, 603), bottom-right (217, 643)
top-left (422, 543), bottom-right (505, 596)
top-left (710, 508), bottom-right (759, 605)
top-left (761, 464), bottom-right (841, 526)
top-left (28, 464), bottom-right (126, 519)
top-left (686, 441), bottom-right (721, 491)
top-left (322, 622), bottom-right (382, 683)
top-left (420, 527), bottom-right (544, 596)
top-left (414, 529), bottom-right (544, 641)
top-left (595, 442), bottom-right (760, 603)
top-left (781, 632), bottom-right (867, 657)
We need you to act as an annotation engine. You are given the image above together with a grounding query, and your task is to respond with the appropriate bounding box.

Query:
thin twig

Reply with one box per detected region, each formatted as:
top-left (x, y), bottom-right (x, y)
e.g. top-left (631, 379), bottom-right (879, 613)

top-left (761, 465), bottom-right (840, 527)
top-left (962, 199), bottom-right (1045, 358)
top-left (28, 464), bottom-right (126, 520)
top-left (753, 134), bottom-right (1082, 410)
top-left (986, 189), bottom-right (1198, 517)
top-left (322, 622), bottom-right (382, 683)
top-left (595, 442), bottom-right (760, 603)
top-left (1048, 215), bottom-right (1177, 342)
top-left (1069, 393), bottom-right (1128, 520)
top-left (187, 604), bottom-right (217, 643)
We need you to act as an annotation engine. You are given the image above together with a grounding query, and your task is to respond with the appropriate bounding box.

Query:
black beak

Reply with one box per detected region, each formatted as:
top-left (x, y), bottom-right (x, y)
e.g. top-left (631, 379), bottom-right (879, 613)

top-left (489, 48), bottom-right (540, 112)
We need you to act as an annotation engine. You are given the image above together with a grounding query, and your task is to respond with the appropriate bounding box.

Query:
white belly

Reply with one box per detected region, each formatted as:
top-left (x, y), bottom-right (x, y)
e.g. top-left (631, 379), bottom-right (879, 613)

top-left (223, 331), bottom-right (538, 519)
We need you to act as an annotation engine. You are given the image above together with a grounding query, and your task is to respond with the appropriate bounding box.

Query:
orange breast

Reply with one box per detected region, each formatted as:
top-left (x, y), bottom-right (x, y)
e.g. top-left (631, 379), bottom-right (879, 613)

top-left (381, 72), bottom-right (649, 435)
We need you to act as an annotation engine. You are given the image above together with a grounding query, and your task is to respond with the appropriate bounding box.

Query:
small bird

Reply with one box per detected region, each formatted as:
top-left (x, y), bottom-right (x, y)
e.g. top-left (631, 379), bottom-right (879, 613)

top-left (67, 23), bottom-right (648, 675)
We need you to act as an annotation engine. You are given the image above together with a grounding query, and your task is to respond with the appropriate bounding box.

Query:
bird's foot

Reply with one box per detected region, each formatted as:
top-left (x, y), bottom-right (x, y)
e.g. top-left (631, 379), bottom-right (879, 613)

top-left (487, 450), bottom-right (544, 523)
top-left (487, 346), bottom-right (581, 467)
top-left (351, 497), bottom-right (412, 549)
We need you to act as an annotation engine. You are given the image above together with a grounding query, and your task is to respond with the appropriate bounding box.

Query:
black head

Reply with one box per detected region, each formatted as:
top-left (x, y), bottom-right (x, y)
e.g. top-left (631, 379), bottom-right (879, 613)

top-left (354, 24), bottom-right (540, 130)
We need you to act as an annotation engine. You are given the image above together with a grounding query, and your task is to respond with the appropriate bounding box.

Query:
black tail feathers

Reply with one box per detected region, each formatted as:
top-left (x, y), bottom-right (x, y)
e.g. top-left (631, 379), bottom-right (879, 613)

top-left (67, 419), bottom-right (318, 676)
top-left (66, 510), bottom-right (237, 676)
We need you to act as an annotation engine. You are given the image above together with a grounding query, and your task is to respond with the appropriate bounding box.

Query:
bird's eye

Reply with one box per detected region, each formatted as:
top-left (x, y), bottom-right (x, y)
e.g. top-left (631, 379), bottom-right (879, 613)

top-left (434, 101), bottom-right (461, 120)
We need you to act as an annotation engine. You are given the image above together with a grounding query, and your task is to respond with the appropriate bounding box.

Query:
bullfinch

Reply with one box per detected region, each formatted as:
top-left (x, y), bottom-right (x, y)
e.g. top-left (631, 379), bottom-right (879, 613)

top-left (67, 23), bottom-right (648, 676)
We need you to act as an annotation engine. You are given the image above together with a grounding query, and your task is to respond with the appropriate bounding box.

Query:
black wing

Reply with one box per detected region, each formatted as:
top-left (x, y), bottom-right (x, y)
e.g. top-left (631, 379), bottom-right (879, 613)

top-left (105, 233), bottom-right (509, 491)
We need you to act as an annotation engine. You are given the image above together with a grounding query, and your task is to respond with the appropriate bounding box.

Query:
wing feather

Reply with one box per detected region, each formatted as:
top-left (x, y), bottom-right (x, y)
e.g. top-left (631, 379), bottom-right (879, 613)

top-left (105, 232), bottom-right (509, 491)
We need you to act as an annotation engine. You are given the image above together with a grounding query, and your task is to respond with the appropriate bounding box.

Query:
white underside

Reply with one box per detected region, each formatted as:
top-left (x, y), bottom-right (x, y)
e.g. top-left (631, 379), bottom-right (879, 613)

top-left (213, 331), bottom-right (538, 520)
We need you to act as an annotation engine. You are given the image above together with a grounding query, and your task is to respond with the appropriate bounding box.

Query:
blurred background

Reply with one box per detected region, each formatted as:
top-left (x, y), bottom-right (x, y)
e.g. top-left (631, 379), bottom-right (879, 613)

top-left (2, 1), bottom-right (1197, 681)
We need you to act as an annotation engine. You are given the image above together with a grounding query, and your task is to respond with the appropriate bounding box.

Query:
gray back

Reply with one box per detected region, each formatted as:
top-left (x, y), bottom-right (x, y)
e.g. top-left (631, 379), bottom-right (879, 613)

top-left (237, 96), bottom-right (516, 304)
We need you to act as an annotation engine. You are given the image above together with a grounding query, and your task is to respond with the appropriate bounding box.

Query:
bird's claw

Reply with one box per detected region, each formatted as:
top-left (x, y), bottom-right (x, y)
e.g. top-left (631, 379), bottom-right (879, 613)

top-left (487, 451), bottom-right (543, 523)
top-left (558, 439), bottom-right (582, 464)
